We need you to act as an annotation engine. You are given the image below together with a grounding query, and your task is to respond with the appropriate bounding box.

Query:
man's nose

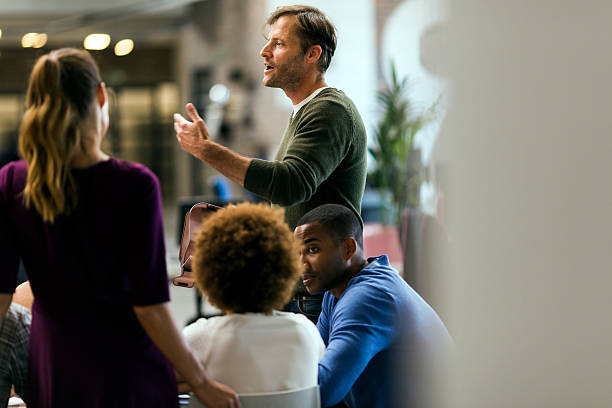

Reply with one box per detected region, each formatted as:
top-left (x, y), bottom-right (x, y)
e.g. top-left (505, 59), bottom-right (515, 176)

top-left (299, 252), bottom-right (308, 267)
top-left (260, 42), bottom-right (270, 58)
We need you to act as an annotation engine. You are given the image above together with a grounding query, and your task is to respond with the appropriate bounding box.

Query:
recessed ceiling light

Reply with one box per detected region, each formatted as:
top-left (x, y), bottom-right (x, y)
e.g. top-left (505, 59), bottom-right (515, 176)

top-left (22, 33), bottom-right (47, 48)
top-left (114, 39), bottom-right (134, 56)
top-left (84, 33), bottom-right (111, 50)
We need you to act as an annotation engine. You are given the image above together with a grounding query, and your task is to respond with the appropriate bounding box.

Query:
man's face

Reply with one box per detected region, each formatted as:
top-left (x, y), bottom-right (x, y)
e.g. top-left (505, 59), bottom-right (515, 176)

top-left (259, 15), bottom-right (308, 90)
top-left (294, 222), bottom-right (348, 295)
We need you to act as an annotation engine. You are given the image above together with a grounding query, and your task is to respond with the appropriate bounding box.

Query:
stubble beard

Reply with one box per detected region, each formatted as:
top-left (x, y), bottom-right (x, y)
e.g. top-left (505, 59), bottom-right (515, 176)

top-left (263, 54), bottom-right (305, 91)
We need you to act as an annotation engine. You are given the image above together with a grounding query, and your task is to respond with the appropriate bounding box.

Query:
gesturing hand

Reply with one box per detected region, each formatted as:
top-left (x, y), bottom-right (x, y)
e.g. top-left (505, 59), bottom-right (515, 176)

top-left (174, 103), bottom-right (211, 161)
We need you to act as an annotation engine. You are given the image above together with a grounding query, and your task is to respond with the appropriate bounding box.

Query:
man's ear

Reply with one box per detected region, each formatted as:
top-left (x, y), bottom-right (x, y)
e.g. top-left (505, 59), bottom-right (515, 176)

top-left (306, 45), bottom-right (322, 65)
top-left (341, 237), bottom-right (357, 262)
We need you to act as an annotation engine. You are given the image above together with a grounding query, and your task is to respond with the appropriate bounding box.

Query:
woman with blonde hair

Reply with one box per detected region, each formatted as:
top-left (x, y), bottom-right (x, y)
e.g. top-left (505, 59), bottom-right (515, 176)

top-left (0, 48), bottom-right (240, 408)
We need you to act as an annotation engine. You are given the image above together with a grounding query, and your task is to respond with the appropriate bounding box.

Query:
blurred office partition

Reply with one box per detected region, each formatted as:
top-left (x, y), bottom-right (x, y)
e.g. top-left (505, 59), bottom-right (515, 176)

top-left (423, 1), bottom-right (612, 407)
top-left (112, 82), bottom-right (179, 200)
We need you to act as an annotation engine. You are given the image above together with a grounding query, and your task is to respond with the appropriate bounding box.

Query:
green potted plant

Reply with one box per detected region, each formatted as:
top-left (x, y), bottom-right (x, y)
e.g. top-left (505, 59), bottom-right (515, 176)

top-left (368, 62), bottom-right (440, 282)
top-left (368, 61), bottom-right (438, 228)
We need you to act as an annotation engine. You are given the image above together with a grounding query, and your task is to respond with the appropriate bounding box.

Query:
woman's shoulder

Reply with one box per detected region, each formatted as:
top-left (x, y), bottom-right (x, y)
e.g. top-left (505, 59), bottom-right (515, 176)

top-left (269, 311), bottom-right (321, 334)
top-left (186, 312), bottom-right (317, 331)
top-left (211, 311), bottom-right (314, 328)
top-left (270, 310), bottom-right (313, 323)
top-left (0, 160), bottom-right (27, 191)
top-left (95, 158), bottom-right (160, 192)
top-left (183, 315), bottom-right (220, 337)
top-left (269, 312), bottom-right (324, 351)
top-left (0, 160), bottom-right (27, 176)
top-left (104, 158), bottom-right (157, 180)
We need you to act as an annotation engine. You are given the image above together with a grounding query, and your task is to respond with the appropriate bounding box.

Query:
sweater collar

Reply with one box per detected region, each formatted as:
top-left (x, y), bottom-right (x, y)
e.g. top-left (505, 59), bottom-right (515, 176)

top-left (292, 86), bottom-right (329, 116)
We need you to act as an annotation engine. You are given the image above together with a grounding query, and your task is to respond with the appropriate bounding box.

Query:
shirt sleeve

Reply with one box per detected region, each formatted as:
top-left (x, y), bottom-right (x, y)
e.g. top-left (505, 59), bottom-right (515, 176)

top-left (244, 100), bottom-right (351, 206)
top-left (0, 164), bottom-right (20, 293)
top-left (316, 294), bottom-right (331, 346)
top-left (127, 170), bottom-right (170, 306)
top-left (315, 328), bottom-right (326, 361)
top-left (317, 285), bottom-right (397, 407)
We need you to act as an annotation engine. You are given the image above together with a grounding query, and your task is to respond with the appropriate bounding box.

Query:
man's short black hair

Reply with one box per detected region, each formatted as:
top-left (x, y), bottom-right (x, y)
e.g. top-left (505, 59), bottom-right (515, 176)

top-left (296, 204), bottom-right (363, 248)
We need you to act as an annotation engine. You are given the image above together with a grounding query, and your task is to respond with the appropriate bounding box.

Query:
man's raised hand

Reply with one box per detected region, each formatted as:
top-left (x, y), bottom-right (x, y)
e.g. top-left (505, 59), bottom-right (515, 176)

top-left (174, 103), bottom-right (210, 160)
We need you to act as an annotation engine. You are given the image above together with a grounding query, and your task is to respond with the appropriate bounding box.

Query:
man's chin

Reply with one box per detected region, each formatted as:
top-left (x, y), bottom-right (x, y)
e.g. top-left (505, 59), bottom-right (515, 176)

top-left (262, 77), bottom-right (280, 88)
top-left (304, 285), bottom-right (323, 295)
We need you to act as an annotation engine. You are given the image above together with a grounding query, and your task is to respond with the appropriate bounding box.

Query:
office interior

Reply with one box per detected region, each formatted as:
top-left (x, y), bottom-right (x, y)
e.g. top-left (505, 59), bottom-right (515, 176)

top-left (2, 0), bottom-right (612, 406)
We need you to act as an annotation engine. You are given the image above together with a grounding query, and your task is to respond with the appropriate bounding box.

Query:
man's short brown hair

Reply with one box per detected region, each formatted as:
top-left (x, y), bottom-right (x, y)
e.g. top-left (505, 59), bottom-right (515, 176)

top-left (192, 203), bottom-right (301, 314)
top-left (266, 5), bottom-right (337, 73)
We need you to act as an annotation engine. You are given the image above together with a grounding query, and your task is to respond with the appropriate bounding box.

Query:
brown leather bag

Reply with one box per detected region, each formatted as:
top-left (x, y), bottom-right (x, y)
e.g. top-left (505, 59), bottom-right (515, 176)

top-left (173, 202), bottom-right (221, 288)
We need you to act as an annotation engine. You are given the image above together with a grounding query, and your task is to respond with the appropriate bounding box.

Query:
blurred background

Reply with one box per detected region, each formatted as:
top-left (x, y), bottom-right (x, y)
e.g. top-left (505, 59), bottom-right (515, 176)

top-left (0, 0), bottom-right (449, 324)
top-left (0, 0), bottom-right (445, 206)
top-left (3, 0), bottom-right (612, 406)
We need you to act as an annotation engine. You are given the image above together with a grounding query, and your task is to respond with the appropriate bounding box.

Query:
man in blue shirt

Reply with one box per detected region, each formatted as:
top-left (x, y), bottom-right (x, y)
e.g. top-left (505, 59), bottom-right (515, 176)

top-left (294, 204), bottom-right (451, 408)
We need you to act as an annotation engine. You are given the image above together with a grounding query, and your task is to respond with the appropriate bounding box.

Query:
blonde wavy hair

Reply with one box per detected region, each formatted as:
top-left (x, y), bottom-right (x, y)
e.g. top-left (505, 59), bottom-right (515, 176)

top-left (18, 48), bottom-right (102, 223)
top-left (192, 203), bottom-right (302, 314)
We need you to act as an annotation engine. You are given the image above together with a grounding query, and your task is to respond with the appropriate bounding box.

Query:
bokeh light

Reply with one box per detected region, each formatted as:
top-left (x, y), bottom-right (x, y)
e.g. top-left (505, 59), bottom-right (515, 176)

top-left (84, 33), bottom-right (111, 50)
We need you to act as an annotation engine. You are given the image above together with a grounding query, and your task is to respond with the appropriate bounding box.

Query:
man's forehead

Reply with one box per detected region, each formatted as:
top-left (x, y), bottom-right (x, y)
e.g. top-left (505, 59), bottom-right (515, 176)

top-left (268, 15), bottom-right (298, 37)
top-left (294, 222), bottom-right (328, 240)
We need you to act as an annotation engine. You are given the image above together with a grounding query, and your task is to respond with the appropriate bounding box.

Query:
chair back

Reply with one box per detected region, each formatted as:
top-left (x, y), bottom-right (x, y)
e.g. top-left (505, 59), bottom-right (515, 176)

top-left (189, 385), bottom-right (320, 408)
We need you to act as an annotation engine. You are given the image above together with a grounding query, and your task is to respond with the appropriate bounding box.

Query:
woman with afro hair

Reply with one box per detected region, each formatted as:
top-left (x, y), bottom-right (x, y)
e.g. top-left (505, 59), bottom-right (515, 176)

top-left (182, 203), bottom-right (324, 394)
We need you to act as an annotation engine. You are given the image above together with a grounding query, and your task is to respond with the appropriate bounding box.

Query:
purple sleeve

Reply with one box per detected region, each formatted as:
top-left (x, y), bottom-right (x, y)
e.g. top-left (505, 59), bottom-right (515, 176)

top-left (126, 171), bottom-right (170, 306)
top-left (0, 164), bottom-right (19, 293)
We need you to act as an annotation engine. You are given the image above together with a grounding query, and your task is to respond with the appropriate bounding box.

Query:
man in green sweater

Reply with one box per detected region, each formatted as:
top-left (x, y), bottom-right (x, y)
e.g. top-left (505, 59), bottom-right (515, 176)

top-left (174, 5), bottom-right (367, 323)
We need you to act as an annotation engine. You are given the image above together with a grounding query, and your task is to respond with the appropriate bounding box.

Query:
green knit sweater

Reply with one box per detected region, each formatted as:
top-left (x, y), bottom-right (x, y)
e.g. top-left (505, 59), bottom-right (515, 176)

top-left (244, 88), bottom-right (367, 229)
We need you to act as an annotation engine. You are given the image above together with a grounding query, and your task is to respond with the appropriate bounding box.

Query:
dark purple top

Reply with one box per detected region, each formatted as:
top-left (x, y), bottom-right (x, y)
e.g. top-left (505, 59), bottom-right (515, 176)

top-left (0, 158), bottom-right (177, 407)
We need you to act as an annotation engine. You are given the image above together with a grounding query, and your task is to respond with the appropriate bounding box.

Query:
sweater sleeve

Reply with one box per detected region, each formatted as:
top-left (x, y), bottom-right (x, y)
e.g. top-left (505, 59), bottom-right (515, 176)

top-left (244, 100), bottom-right (351, 206)
top-left (0, 164), bottom-right (20, 293)
top-left (317, 285), bottom-right (397, 407)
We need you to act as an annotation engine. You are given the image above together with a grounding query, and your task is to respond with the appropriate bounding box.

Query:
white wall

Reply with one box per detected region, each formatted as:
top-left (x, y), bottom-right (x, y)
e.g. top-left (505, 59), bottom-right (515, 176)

top-left (382, 0), bottom-right (448, 165)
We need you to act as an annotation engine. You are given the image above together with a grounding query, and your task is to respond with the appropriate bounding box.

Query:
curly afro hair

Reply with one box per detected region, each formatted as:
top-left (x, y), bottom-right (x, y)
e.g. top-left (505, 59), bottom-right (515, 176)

top-left (192, 202), bottom-right (301, 314)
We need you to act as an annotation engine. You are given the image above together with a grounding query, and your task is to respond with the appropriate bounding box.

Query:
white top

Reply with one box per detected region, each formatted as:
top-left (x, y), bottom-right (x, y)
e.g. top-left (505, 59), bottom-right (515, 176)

top-left (293, 86), bottom-right (329, 115)
top-left (183, 311), bottom-right (325, 394)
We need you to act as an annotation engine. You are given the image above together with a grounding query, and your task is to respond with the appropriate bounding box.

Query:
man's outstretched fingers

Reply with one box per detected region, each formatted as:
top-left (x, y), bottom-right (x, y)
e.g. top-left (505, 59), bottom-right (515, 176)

top-left (185, 104), bottom-right (209, 138)
top-left (185, 103), bottom-right (202, 122)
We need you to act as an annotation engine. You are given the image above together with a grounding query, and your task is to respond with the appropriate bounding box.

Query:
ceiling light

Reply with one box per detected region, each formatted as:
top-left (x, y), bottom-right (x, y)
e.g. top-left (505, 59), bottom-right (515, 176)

top-left (0, 28), bottom-right (3, 40)
top-left (22, 33), bottom-right (47, 48)
top-left (84, 34), bottom-right (111, 50)
top-left (114, 39), bottom-right (134, 56)
top-left (33, 33), bottom-right (47, 48)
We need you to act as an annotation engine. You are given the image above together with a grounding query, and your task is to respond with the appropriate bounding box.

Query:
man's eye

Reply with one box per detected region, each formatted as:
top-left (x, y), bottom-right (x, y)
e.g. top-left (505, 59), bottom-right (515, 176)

top-left (307, 247), bottom-right (319, 254)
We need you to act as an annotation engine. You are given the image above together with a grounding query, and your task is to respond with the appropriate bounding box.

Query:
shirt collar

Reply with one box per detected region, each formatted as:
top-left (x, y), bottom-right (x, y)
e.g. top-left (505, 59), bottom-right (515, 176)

top-left (292, 86), bottom-right (329, 115)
